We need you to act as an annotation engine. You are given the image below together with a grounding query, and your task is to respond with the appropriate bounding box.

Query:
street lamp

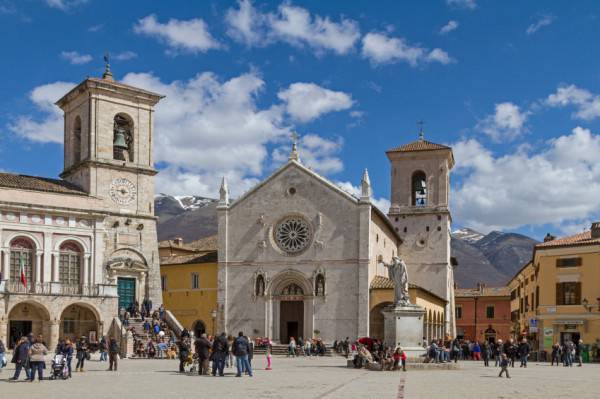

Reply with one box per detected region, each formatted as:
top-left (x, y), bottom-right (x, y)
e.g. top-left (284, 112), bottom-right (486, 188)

top-left (211, 309), bottom-right (217, 336)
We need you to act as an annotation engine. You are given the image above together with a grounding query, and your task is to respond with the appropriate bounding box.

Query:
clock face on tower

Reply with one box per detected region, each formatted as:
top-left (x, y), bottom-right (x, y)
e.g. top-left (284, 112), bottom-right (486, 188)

top-left (109, 178), bottom-right (137, 205)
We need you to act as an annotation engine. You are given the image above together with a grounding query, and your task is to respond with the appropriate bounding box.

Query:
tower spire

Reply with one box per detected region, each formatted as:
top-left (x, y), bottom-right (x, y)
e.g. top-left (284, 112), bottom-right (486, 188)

top-left (360, 168), bottom-right (372, 202)
top-left (289, 131), bottom-right (300, 162)
top-left (219, 176), bottom-right (229, 207)
top-left (417, 120), bottom-right (425, 141)
top-left (102, 52), bottom-right (114, 81)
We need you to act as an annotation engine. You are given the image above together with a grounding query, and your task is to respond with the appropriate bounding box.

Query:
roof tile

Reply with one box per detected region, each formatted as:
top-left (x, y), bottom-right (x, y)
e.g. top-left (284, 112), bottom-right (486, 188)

top-left (536, 230), bottom-right (600, 249)
top-left (387, 139), bottom-right (451, 153)
top-left (0, 172), bottom-right (86, 195)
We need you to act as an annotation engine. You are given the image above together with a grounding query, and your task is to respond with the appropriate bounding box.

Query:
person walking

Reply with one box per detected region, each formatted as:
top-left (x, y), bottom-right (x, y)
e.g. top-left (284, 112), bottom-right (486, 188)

top-left (0, 337), bottom-right (6, 373)
top-left (472, 341), bottom-right (481, 361)
top-left (28, 335), bottom-right (48, 382)
top-left (265, 340), bottom-right (273, 370)
top-left (518, 338), bottom-right (530, 368)
top-left (482, 341), bottom-right (491, 367)
top-left (288, 337), bottom-right (296, 357)
top-left (233, 331), bottom-right (253, 377)
top-left (62, 338), bottom-right (74, 378)
top-left (212, 333), bottom-right (229, 377)
top-left (564, 340), bottom-right (574, 367)
top-left (194, 333), bottom-right (212, 375)
top-left (246, 336), bottom-right (254, 373)
top-left (551, 342), bottom-right (561, 366)
top-left (178, 338), bottom-right (191, 373)
top-left (576, 339), bottom-right (584, 367)
top-left (108, 337), bottom-right (120, 371)
top-left (10, 337), bottom-right (31, 381)
top-left (99, 336), bottom-right (108, 362)
top-left (498, 353), bottom-right (510, 378)
top-left (494, 339), bottom-right (504, 367)
top-left (75, 336), bottom-right (88, 372)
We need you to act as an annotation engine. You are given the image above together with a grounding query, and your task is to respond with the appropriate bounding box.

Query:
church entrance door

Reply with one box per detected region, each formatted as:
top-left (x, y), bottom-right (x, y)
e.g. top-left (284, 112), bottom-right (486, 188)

top-left (280, 301), bottom-right (304, 344)
top-left (117, 277), bottom-right (136, 311)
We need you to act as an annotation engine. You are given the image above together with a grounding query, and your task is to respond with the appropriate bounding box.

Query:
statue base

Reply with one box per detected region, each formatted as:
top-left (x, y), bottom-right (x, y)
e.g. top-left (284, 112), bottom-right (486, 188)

top-left (382, 304), bottom-right (426, 359)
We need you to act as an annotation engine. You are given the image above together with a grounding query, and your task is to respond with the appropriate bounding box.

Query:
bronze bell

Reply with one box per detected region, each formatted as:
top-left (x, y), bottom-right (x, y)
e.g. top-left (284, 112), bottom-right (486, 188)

top-left (113, 127), bottom-right (128, 150)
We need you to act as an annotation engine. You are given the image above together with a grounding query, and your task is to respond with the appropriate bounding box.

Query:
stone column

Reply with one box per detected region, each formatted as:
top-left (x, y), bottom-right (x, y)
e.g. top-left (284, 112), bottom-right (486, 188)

top-left (83, 255), bottom-right (90, 287)
top-left (35, 252), bottom-right (42, 287)
top-left (0, 249), bottom-right (7, 281)
top-left (49, 319), bottom-right (60, 350)
top-left (52, 252), bottom-right (59, 282)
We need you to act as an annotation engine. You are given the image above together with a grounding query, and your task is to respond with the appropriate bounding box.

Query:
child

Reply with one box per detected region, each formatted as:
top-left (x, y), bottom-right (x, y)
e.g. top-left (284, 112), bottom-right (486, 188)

top-left (265, 340), bottom-right (272, 370)
top-left (399, 347), bottom-right (407, 372)
top-left (498, 353), bottom-right (510, 378)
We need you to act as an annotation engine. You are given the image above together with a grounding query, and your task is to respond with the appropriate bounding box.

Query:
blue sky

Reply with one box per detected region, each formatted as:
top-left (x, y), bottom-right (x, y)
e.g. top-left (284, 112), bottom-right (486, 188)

top-left (2, 0), bottom-right (600, 240)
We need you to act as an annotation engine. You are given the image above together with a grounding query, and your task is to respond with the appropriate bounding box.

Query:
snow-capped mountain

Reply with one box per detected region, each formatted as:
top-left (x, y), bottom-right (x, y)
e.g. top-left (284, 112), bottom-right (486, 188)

top-left (154, 194), bottom-right (218, 242)
top-left (452, 227), bottom-right (485, 243)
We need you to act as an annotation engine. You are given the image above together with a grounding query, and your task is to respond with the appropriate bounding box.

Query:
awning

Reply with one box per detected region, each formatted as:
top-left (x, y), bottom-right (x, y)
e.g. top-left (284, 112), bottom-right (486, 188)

top-left (552, 320), bottom-right (584, 325)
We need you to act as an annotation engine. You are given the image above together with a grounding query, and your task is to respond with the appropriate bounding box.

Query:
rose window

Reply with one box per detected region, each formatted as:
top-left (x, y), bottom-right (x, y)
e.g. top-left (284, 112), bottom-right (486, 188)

top-left (274, 216), bottom-right (312, 254)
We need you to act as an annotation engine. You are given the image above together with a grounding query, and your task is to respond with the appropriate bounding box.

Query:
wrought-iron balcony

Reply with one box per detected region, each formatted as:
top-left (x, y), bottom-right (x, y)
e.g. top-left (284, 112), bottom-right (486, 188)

top-left (0, 280), bottom-right (117, 297)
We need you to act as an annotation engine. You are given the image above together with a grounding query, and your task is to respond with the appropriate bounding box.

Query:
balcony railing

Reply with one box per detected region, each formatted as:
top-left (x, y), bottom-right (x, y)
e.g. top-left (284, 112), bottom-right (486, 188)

top-left (3, 281), bottom-right (113, 297)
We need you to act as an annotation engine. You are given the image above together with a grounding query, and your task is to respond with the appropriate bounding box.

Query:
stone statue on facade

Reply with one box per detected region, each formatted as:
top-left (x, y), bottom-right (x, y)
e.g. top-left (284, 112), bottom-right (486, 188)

top-left (383, 256), bottom-right (410, 306)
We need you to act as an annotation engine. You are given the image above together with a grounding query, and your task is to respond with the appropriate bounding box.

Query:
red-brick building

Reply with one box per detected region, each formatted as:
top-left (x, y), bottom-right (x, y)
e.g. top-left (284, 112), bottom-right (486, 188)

top-left (454, 284), bottom-right (511, 342)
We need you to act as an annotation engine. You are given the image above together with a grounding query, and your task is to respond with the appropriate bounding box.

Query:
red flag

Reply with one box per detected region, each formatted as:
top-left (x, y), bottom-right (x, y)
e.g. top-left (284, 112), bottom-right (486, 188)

top-left (19, 254), bottom-right (27, 289)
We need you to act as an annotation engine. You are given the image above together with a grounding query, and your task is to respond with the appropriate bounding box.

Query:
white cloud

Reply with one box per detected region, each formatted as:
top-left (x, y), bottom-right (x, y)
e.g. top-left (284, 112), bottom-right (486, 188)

top-left (113, 51), bottom-right (138, 61)
top-left (133, 14), bottom-right (221, 54)
top-left (277, 82), bottom-right (353, 122)
top-left (476, 102), bottom-right (529, 141)
top-left (336, 181), bottom-right (390, 213)
top-left (60, 51), bottom-right (92, 65)
top-left (225, 1), bottom-right (360, 55)
top-left (8, 81), bottom-right (75, 143)
top-left (440, 20), bottom-right (459, 35)
top-left (361, 32), bottom-right (454, 66)
top-left (272, 134), bottom-right (344, 175)
top-left (545, 84), bottom-right (600, 120)
top-left (45, 0), bottom-right (88, 11)
top-left (225, 0), bottom-right (266, 46)
top-left (452, 127), bottom-right (600, 233)
top-left (526, 15), bottom-right (555, 35)
top-left (446, 0), bottom-right (476, 10)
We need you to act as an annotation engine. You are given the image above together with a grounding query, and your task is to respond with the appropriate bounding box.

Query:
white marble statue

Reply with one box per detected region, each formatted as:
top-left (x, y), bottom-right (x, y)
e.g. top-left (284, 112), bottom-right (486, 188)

top-left (383, 256), bottom-right (410, 306)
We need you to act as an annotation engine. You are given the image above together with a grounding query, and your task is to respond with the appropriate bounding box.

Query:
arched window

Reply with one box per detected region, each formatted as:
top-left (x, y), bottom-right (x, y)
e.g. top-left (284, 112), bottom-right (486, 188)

top-left (59, 241), bottom-right (82, 286)
top-left (411, 171), bottom-right (427, 207)
top-left (281, 283), bottom-right (304, 296)
top-left (10, 238), bottom-right (34, 288)
top-left (113, 114), bottom-right (134, 162)
top-left (255, 274), bottom-right (265, 297)
top-left (73, 116), bottom-right (82, 164)
top-left (315, 274), bottom-right (325, 296)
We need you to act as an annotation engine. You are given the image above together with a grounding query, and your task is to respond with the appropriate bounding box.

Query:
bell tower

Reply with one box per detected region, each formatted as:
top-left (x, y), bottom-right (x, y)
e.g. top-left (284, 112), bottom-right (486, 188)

top-left (56, 57), bottom-right (164, 216)
top-left (386, 132), bottom-right (456, 336)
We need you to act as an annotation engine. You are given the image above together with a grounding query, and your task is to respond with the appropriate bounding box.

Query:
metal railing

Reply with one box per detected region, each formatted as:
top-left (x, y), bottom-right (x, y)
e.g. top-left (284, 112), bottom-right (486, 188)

top-left (6, 281), bottom-right (51, 294)
top-left (6, 281), bottom-right (101, 297)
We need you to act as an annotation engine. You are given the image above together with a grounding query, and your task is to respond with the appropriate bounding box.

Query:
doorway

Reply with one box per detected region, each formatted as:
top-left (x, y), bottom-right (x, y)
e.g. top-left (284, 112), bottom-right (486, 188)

top-left (560, 331), bottom-right (580, 345)
top-left (280, 301), bottom-right (304, 343)
top-left (117, 277), bottom-right (136, 311)
top-left (9, 320), bottom-right (32, 349)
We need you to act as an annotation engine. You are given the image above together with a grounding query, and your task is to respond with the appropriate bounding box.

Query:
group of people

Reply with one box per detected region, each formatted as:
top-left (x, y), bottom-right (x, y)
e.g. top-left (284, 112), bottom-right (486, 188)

top-left (177, 331), bottom-right (257, 377)
top-left (550, 339), bottom-right (585, 367)
top-left (119, 298), bottom-right (164, 327)
top-left (286, 336), bottom-right (327, 357)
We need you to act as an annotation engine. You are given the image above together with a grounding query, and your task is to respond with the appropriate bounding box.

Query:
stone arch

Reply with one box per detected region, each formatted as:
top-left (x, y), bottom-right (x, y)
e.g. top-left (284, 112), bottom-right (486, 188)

top-left (369, 301), bottom-right (393, 340)
top-left (59, 302), bottom-right (101, 342)
top-left (113, 112), bottom-right (134, 162)
top-left (268, 269), bottom-right (312, 297)
top-left (54, 236), bottom-right (90, 254)
top-left (7, 300), bottom-right (51, 349)
top-left (192, 320), bottom-right (207, 337)
top-left (411, 170), bottom-right (427, 206)
top-left (4, 231), bottom-right (42, 250)
top-left (73, 115), bottom-right (82, 164)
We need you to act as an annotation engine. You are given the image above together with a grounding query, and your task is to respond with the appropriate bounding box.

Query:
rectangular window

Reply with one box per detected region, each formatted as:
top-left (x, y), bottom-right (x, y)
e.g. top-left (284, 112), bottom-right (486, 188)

top-left (161, 275), bottom-right (167, 291)
top-left (520, 298), bottom-right (523, 314)
top-left (191, 273), bottom-right (200, 289)
top-left (531, 293), bottom-right (535, 311)
top-left (556, 257), bottom-right (582, 268)
top-left (536, 286), bottom-right (540, 308)
top-left (486, 306), bottom-right (495, 319)
top-left (510, 289), bottom-right (517, 300)
top-left (63, 320), bottom-right (75, 335)
top-left (556, 282), bottom-right (581, 305)
top-left (455, 306), bottom-right (462, 319)
top-left (511, 310), bottom-right (519, 322)
top-left (525, 278), bottom-right (528, 286)
top-left (525, 296), bottom-right (529, 312)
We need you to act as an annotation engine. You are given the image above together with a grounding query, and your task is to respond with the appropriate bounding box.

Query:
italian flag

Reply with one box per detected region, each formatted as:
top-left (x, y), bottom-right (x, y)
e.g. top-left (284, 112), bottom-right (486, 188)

top-left (19, 254), bottom-right (27, 289)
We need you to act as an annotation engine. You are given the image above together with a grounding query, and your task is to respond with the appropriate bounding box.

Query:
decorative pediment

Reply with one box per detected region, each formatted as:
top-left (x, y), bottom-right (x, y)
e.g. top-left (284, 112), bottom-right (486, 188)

top-left (106, 248), bottom-right (148, 273)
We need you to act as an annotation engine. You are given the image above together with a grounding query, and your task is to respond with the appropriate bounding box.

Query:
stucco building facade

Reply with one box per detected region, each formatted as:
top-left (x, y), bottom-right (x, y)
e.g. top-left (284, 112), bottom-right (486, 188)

top-left (0, 68), bottom-right (164, 349)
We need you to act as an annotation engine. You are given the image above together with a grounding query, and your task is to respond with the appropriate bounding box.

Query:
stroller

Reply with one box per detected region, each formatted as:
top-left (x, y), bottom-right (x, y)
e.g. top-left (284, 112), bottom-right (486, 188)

top-left (50, 353), bottom-right (69, 380)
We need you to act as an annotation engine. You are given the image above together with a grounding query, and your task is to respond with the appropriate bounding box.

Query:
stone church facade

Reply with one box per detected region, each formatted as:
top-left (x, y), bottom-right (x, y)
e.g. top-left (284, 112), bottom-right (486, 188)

top-left (0, 68), bottom-right (164, 349)
top-left (217, 138), bottom-right (456, 343)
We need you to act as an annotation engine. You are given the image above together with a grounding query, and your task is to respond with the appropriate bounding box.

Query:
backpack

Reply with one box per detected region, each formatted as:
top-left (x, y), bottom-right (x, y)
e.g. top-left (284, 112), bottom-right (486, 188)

top-left (235, 338), bottom-right (247, 356)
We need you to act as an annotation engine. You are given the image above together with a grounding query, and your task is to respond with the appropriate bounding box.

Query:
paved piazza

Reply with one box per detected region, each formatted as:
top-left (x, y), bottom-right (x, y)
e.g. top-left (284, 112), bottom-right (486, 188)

top-left (1, 355), bottom-right (599, 399)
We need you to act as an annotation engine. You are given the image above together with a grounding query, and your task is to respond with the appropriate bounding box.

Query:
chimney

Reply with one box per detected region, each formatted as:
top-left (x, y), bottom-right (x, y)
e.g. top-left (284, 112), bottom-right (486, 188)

top-left (173, 237), bottom-right (183, 247)
top-left (543, 233), bottom-right (556, 242)
top-left (592, 222), bottom-right (600, 239)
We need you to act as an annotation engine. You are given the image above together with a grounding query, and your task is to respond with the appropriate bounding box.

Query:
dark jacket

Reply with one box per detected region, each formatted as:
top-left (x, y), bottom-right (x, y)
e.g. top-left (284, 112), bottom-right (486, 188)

top-left (233, 336), bottom-right (250, 357)
top-left (12, 341), bottom-right (30, 364)
top-left (518, 342), bottom-right (530, 356)
top-left (194, 337), bottom-right (212, 359)
top-left (109, 339), bottom-right (120, 354)
top-left (62, 344), bottom-right (74, 359)
top-left (212, 334), bottom-right (229, 357)
top-left (178, 340), bottom-right (190, 360)
top-left (76, 340), bottom-right (88, 360)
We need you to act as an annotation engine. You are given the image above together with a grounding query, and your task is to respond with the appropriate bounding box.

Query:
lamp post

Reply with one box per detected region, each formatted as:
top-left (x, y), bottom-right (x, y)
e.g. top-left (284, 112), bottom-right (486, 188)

top-left (211, 309), bottom-right (217, 336)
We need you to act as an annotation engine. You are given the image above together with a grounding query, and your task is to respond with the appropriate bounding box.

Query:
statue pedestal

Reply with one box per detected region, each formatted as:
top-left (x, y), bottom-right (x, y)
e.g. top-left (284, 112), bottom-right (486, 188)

top-left (382, 304), bottom-right (426, 359)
